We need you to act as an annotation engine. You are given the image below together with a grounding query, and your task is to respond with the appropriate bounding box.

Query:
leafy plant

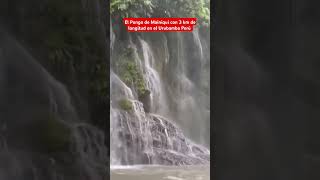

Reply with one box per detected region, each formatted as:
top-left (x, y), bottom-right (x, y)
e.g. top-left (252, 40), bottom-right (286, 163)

top-left (111, 0), bottom-right (155, 17)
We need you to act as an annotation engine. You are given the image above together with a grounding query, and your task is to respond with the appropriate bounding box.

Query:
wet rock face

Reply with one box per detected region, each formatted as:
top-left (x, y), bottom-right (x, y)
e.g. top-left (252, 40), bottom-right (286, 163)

top-left (138, 90), bottom-right (151, 113)
top-left (113, 109), bottom-right (210, 165)
top-left (149, 115), bottom-right (210, 165)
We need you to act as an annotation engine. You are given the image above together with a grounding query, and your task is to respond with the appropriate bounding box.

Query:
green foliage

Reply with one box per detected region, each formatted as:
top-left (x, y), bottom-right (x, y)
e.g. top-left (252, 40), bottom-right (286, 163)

top-left (111, 0), bottom-right (154, 17)
top-left (154, 0), bottom-right (210, 25)
top-left (116, 48), bottom-right (147, 97)
top-left (110, 0), bottom-right (210, 25)
top-left (118, 99), bottom-right (133, 111)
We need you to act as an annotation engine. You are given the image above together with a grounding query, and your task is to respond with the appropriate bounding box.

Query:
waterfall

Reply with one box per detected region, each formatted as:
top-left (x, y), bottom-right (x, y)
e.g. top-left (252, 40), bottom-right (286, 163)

top-left (139, 38), bottom-right (168, 115)
top-left (110, 21), bottom-right (210, 166)
top-left (110, 19), bottom-right (115, 53)
top-left (0, 29), bottom-right (107, 180)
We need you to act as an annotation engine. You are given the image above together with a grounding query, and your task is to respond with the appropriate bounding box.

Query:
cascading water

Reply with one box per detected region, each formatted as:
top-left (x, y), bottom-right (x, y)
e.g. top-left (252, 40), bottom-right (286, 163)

top-left (110, 21), bottom-right (210, 166)
top-left (0, 27), bottom-right (107, 180)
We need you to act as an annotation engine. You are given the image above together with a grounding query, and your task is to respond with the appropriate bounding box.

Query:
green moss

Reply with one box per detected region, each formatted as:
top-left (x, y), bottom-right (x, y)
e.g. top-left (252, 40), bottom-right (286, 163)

top-left (116, 48), bottom-right (147, 97)
top-left (118, 99), bottom-right (133, 111)
top-left (32, 115), bottom-right (71, 153)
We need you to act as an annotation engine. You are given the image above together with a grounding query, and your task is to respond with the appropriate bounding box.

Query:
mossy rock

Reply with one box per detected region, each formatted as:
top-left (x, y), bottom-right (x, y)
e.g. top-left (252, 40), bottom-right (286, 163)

top-left (116, 47), bottom-right (148, 97)
top-left (118, 99), bottom-right (133, 111)
top-left (32, 116), bottom-right (71, 153)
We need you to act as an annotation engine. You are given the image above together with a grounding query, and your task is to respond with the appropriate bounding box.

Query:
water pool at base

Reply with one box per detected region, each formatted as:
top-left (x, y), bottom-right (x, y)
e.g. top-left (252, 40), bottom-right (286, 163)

top-left (111, 165), bottom-right (210, 180)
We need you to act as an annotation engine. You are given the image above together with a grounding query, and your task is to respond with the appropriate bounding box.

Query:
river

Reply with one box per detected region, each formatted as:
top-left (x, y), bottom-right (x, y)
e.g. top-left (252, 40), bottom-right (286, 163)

top-left (111, 165), bottom-right (210, 180)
